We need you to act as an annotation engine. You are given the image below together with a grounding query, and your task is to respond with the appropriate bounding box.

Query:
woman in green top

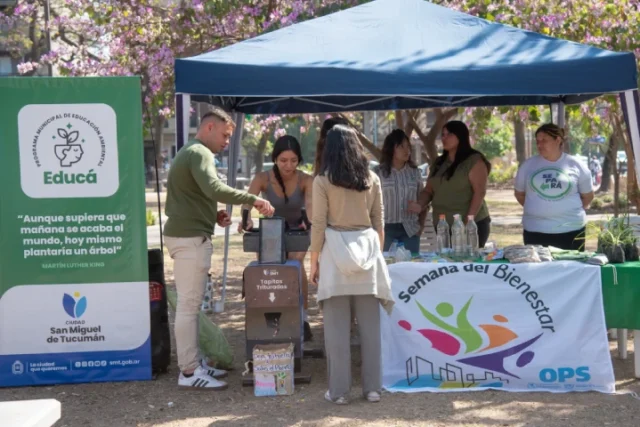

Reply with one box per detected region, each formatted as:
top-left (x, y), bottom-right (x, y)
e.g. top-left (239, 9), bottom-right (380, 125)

top-left (417, 121), bottom-right (492, 247)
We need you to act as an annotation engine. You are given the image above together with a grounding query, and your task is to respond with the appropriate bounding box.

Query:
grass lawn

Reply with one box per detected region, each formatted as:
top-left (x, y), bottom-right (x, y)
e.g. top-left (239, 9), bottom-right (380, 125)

top-left (491, 223), bottom-right (599, 252)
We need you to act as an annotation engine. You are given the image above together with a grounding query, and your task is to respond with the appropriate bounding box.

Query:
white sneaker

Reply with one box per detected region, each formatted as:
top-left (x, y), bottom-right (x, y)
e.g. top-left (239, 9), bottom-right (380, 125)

top-left (366, 391), bottom-right (381, 402)
top-left (178, 366), bottom-right (228, 390)
top-left (325, 390), bottom-right (348, 405)
top-left (201, 359), bottom-right (228, 379)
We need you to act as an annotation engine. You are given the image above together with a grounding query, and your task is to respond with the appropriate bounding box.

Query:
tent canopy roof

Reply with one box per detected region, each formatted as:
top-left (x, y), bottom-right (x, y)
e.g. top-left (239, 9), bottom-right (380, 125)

top-left (174, 0), bottom-right (638, 114)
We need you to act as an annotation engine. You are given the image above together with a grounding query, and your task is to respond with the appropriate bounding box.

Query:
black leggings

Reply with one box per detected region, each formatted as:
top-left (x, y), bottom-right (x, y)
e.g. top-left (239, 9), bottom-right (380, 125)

top-left (474, 217), bottom-right (491, 248)
top-left (434, 216), bottom-right (491, 249)
top-left (523, 227), bottom-right (586, 251)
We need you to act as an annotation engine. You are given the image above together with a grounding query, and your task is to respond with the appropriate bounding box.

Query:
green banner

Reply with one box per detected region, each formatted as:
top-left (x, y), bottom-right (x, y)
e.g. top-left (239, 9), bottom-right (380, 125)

top-left (0, 77), bottom-right (150, 386)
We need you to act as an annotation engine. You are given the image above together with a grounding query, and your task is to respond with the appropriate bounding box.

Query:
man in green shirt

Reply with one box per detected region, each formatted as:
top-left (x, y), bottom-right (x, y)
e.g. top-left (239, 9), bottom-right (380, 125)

top-left (164, 108), bottom-right (274, 390)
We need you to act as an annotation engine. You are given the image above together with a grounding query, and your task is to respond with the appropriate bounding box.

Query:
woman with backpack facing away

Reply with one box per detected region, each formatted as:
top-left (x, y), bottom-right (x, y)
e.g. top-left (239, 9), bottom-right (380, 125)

top-left (310, 125), bottom-right (394, 405)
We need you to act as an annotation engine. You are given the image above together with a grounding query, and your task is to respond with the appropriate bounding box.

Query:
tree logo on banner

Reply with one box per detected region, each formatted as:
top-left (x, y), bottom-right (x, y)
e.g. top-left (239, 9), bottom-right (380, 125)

top-left (17, 104), bottom-right (120, 199)
top-left (54, 126), bottom-right (84, 167)
top-left (396, 296), bottom-right (542, 389)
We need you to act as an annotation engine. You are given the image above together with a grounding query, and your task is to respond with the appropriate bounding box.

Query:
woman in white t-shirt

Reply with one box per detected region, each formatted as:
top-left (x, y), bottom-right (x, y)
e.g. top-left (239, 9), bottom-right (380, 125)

top-left (514, 123), bottom-right (594, 250)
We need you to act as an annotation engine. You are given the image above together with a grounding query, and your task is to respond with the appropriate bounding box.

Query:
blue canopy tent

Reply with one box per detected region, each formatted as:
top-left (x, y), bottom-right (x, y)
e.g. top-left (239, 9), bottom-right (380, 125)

top-left (172, 0), bottom-right (640, 311)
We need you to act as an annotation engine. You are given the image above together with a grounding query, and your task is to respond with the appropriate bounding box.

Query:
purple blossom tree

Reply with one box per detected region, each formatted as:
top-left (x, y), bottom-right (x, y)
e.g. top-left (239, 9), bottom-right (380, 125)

top-left (441, 0), bottom-right (640, 207)
top-left (1, 0), bottom-right (369, 166)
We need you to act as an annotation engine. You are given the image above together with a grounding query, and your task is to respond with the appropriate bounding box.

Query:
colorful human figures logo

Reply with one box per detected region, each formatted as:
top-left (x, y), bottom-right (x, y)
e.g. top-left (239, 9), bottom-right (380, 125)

top-left (398, 296), bottom-right (542, 380)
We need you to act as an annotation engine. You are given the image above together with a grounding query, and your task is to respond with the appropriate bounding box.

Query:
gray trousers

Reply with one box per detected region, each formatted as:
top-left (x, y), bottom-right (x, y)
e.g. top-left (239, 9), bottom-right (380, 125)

top-left (323, 295), bottom-right (381, 399)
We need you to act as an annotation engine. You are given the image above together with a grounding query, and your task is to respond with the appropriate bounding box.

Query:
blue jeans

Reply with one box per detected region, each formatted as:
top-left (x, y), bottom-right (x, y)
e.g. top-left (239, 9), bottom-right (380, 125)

top-left (383, 223), bottom-right (420, 254)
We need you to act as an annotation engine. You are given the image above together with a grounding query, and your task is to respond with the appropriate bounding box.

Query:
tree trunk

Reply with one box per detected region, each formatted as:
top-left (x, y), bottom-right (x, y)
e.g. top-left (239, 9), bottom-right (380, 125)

top-left (395, 111), bottom-right (405, 131)
top-left (613, 111), bottom-right (640, 212)
top-left (412, 108), bottom-right (457, 164)
top-left (611, 136), bottom-right (620, 217)
top-left (150, 116), bottom-right (166, 187)
top-left (600, 137), bottom-right (615, 193)
top-left (514, 118), bottom-right (526, 165)
top-left (336, 113), bottom-right (382, 159)
top-left (622, 129), bottom-right (640, 212)
top-left (563, 109), bottom-right (571, 154)
top-left (154, 116), bottom-right (166, 160)
top-left (253, 132), bottom-right (270, 174)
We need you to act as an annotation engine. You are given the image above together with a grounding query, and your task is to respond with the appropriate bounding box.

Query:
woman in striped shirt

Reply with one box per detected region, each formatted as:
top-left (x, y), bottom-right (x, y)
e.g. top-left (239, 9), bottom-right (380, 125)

top-left (374, 129), bottom-right (426, 254)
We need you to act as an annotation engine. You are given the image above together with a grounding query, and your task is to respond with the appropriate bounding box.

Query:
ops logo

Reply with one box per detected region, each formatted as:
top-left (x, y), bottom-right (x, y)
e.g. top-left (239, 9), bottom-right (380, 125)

top-left (539, 366), bottom-right (591, 383)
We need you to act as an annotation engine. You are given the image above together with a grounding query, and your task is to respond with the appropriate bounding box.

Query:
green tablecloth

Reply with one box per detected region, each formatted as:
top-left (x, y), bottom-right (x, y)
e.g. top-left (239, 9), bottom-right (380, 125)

top-left (601, 261), bottom-right (640, 330)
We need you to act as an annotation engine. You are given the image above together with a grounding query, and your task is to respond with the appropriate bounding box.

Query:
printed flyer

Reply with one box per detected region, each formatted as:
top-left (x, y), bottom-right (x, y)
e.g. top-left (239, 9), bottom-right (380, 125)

top-left (0, 77), bottom-right (151, 386)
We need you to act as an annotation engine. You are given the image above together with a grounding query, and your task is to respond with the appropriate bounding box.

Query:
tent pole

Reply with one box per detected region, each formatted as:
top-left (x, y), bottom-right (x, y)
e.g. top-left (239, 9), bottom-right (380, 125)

top-left (620, 90), bottom-right (640, 187)
top-left (175, 94), bottom-right (191, 151)
top-left (557, 103), bottom-right (565, 129)
top-left (219, 112), bottom-right (245, 312)
top-left (617, 92), bottom-right (640, 379)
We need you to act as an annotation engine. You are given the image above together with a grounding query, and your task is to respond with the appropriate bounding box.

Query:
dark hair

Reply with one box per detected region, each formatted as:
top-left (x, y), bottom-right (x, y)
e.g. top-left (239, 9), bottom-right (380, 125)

top-left (535, 123), bottom-right (565, 148)
top-left (319, 125), bottom-right (371, 191)
top-left (314, 116), bottom-right (350, 176)
top-left (429, 120), bottom-right (491, 180)
top-left (201, 107), bottom-right (235, 127)
top-left (271, 135), bottom-right (303, 203)
top-left (379, 129), bottom-right (417, 177)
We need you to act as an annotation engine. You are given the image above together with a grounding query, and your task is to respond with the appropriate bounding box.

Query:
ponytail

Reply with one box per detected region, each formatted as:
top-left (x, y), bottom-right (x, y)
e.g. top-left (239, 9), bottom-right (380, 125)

top-left (272, 165), bottom-right (289, 203)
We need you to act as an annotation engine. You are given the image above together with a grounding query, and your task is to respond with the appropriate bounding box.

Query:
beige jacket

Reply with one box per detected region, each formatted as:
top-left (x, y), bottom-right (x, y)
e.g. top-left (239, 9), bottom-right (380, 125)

top-left (310, 173), bottom-right (384, 253)
top-left (318, 227), bottom-right (394, 314)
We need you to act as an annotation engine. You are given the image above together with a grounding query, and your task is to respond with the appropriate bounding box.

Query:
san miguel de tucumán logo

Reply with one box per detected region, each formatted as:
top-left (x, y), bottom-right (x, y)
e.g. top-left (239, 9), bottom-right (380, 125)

top-left (18, 104), bottom-right (120, 199)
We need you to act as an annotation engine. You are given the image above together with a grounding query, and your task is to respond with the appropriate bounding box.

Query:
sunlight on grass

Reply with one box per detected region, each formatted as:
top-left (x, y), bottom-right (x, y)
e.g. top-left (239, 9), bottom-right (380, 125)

top-left (485, 200), bottom-right (523, 217)
top-left (491, 223), bottom-right (599, 251)
top-left (490, 224), bottom-right (524, 248)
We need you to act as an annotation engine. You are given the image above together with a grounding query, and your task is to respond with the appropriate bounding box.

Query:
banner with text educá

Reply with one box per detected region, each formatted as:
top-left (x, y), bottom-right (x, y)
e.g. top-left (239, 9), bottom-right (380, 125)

top-left (381, 261), bottom-right (615, 394)
top-left (0, 77), bottom-right (151, 387)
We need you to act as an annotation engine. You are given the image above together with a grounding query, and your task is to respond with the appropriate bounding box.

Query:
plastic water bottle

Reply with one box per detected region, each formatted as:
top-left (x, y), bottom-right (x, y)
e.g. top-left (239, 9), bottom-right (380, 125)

top-left (466, 215), bottom-right (479, 257)
top-left (388, 239), bottom-right (399, 256)
top-left (451, 214), bottom-right (466, 257)
top-left (436, 215), bottom-right (450, 254)
top-left (394, 242), bottom-right (406, 262)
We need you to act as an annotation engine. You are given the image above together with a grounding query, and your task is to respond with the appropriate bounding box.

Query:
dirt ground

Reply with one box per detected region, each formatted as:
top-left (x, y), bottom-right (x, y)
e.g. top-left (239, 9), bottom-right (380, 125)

top-left (2, 193), bottom-right (639, 426)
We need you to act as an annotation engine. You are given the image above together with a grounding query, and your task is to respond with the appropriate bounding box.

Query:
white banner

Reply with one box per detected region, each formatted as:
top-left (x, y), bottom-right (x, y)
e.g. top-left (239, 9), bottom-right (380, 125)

top-left (382, 261), bottom-right (615, 393)
top-left (0, 282), bottom-right (150, 355)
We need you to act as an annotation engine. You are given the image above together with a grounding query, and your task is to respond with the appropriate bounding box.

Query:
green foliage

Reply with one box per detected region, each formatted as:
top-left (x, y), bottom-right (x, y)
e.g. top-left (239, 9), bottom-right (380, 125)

top-left (590, 198), bottom-right (603, 210)
top-left (596, 215), bottom-right (636, 247)
top-left (281, 118), bottom-right (319, 166)
top-left (444, 0), bottom-right (638, 145)
top-left (298, 163), bottom-right (314, 174)
top-left (146, 209), bottom-right (157, 226)
top-left (473, 116), bottom-right (514, 160)
top-left (619, 194), bottom-right (629, 209)
top-left (488, 163), bottom-right (517, 185)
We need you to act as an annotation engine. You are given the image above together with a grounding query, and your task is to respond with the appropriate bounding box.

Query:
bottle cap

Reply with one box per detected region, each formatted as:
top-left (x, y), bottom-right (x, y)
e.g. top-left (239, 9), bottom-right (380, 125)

top-left (468, 215), bottom-right (474, 220)
top-left (439, 214), bottom-right (445, 219)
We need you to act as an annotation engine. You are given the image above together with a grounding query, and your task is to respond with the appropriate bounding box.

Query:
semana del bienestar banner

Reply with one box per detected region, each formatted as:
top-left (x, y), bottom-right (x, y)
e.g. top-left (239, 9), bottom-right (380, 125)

top-left (381, 261), bottom-right (615, 394)
top-left (0, 77), bottom-right (150, 387)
